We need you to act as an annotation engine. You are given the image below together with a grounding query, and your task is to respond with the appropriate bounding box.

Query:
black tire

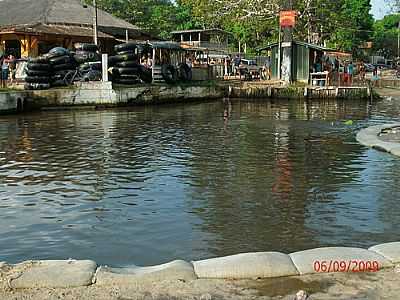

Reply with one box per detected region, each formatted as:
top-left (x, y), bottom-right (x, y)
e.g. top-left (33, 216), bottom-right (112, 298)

top-left (29, 56), bottom-right (48, 64)
top-left (178, 63), bottom-right (192, 81)
top-left (161, 64), bottom-right (178, 84)
top-left (49, 55), bottom-right (72, 65)
top-left (25, 76), bottom-right (51, 84)
top-left (115, 53), bottom-right (139, 63)
top-left (108, 56), bottom-right (119, 67)
top-left (117, 74), bottom-right (140, 80)
top-left (117, 50), bottom-right (137, 56)
top-left (26, 69), bottom-right (50, 77)
top-left (138, 65), bottom-right (152, 83)
top-left (74, 51), bottom-right (100, 64)
top-left (53, 63), bottom-right (77, 71)
top-left (113, 67), bottom-right (140, 76)
top-left (74, 43), bottom-right (99, 52)
top-left (116, 61), bottom-right (140, 68)
top-left (27, 63), bottom-right (52, 71)
top-left (115, 42), bottom-right (137, 53)
top-left (53, 70), bottom-right (70, 77)
top-left (47, 47), bottom-right (70, 58)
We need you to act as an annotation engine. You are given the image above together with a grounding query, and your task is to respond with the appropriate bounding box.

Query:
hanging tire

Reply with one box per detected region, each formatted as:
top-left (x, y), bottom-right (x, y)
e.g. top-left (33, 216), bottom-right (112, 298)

top-left (161, 64), bottom-right (178, 84)
top-left (178, 63), bottom-right (192, 81)
top-left (74, 43), bottom-right (99, 52)
top-left (115, 42), bottom-right (137, 53)
top-left (27, 63), bottom-right (52, 71)
top-left (49, 55), bottom-right (73, 65)
top-left (53, 63), bottom-right (77, 71)
top-left (25, 76), bottom-right (51, 83)
top-left (113, 67), bottom-right (140, 76)
top-left (138, 66), bottom-right (152, 83)
top-left (116, 61), bottom-right (140, 68)
top-left (26, 69), bottom-right (50, 77)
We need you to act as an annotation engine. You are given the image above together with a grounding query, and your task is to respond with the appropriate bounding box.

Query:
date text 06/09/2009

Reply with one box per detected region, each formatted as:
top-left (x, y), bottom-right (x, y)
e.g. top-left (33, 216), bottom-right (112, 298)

top-left (313, 260), bottom-right (380, 273)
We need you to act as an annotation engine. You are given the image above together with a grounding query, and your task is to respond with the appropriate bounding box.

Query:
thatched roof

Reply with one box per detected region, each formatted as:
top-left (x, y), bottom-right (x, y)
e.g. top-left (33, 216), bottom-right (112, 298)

top-left (0, 0), bottom-right (150, 38)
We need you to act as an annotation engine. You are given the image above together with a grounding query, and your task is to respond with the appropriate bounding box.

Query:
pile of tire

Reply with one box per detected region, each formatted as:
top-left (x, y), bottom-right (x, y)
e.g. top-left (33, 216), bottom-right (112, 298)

top-left (46, 47), bottom-right (77, 87)
top-left (25, 56), bottom-right (52, 90)
top-left (74, 43), bottom-right (102, 82)
top-left (109, 43), bottom-right (152, 85)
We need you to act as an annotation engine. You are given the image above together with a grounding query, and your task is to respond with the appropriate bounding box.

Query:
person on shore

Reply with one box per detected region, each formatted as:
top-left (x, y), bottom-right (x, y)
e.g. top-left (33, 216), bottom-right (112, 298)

top-left (1, 55), bottom-right (9, 88)
top-left (233, 55), bottom-right (241, 77)
top-left (372, 65), bottom-right (380, 87)
top-left (347, 61), bottom-right (354, 86)
top-left (8, 54), bottom-right (16, 84)
top-left (264, 56), bottom-right (271, 80)
top-left (334, 56), bottom-right (340, 85)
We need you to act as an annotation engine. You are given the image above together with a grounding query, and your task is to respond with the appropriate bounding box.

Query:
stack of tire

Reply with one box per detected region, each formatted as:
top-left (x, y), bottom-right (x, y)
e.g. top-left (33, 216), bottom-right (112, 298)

top-left (109, 43), bottom-right (152, 85)
top-left (74, 43), bottom-right (102, 82)
top-left (46, 47), bottom-right (77, 87)
top-left (25, 56), bottom-right (52, 90)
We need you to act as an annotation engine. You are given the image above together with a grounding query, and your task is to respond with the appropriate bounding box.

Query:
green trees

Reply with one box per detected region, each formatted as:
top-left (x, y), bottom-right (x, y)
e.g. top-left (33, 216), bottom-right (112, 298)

top-left (88, 0), bottom-right (376, 55)
top-left (373, 14), bottom-right (400, 58)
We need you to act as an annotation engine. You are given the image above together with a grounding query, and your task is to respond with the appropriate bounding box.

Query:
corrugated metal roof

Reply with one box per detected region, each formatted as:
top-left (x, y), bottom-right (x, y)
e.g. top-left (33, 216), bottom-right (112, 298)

top-left (171, 28), bottom-right (232, 36)
top-left (258, 41), bottom-right (338, 53)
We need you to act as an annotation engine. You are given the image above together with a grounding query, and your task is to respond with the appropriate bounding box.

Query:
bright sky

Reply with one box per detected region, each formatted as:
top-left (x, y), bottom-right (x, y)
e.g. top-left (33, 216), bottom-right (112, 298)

top-left (371, 0), bottom-right (392, 19)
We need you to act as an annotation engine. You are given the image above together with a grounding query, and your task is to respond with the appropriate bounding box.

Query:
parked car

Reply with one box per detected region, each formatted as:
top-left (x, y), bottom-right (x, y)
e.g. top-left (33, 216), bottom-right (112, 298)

top-left (364, 63), bottom-right (375, 72)
top-left (238, 59), bottom-right (261, 79)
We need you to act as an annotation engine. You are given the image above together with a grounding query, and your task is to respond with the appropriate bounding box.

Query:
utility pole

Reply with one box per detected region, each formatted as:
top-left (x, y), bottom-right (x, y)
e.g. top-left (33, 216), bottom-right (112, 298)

top-left (93, 0), bottom-right (98, 46)
top-left (281, 0), bottom-right (294, 84)
top-left (398, 20), bottom-right (400, 59)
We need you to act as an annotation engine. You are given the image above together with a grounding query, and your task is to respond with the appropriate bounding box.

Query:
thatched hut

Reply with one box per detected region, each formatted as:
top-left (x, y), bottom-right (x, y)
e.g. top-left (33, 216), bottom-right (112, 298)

top-left (0, 0), bottom-right (151, 57)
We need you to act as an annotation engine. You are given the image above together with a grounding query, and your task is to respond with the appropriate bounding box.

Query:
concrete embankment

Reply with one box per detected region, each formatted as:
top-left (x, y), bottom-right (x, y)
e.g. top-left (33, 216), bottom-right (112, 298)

top-left (1, 242), bottom-right (399, 290)
top-left (0, 82), bottom-right (223, 113)
top-left (357, 123), bottom-right (400, 157)
top-left (0, 81), bottom-right (376, 114)
top-left (226, 83), bottom-right (372, 100)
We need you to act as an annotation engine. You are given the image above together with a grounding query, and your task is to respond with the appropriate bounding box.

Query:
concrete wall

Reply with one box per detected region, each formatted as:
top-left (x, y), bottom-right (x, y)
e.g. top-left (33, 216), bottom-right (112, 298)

top-left (0, 82), bottom-right (224, 113)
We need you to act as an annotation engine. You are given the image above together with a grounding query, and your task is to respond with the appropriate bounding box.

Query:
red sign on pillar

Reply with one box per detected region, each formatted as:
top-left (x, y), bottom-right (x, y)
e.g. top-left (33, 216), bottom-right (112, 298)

top-left (280, 11), bottom-right (297, 28)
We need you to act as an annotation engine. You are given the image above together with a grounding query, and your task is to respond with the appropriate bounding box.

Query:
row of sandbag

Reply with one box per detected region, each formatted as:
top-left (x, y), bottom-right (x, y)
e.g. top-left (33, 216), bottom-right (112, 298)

top-left (25, 45), bottom-right (102, 90)
top-left (108, 43), bottom-right (152, 84)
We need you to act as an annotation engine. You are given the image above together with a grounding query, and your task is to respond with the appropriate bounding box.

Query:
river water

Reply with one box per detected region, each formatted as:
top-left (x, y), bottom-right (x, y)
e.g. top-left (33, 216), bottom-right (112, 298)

top-left (0, 98), bottom-right (400, 266)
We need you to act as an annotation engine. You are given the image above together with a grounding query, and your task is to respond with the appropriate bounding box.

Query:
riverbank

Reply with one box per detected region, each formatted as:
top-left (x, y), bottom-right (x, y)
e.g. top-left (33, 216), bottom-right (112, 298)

top-left (1, 242), bottom-right (399, 299)
top-left (1, 268), bottom-right (400, 300)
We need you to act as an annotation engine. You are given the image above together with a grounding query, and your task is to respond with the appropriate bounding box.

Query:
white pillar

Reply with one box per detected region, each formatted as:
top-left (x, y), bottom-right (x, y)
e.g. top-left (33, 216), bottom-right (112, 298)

top-left (102, 54), bottom-right (108, 82)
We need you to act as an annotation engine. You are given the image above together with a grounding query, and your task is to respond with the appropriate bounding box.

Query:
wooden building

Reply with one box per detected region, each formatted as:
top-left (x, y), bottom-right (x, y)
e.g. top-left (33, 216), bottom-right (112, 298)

top-left (0, 0), bottom-right (151, 58)
top-left (171, 29), bottom-right (231, 53)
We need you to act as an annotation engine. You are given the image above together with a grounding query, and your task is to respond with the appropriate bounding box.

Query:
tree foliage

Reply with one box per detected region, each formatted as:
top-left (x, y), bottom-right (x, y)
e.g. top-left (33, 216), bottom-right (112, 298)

top-left (88, 0), bottom-right (376, 54)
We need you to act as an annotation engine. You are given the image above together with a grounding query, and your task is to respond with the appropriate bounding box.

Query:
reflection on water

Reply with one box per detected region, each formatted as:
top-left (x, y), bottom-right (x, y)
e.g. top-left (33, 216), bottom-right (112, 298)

top-left (0, 98), bottom-right (399, 266)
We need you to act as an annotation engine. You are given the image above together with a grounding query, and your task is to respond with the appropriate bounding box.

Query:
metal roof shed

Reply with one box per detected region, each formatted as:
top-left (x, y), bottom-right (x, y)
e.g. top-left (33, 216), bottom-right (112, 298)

top-left (258, 41), bottom-right (339, 83)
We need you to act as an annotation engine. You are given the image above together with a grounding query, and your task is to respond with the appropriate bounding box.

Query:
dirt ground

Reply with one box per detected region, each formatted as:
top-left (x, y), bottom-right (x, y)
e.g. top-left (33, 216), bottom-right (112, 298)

top-left (1, 266), bottom-right (399, 300)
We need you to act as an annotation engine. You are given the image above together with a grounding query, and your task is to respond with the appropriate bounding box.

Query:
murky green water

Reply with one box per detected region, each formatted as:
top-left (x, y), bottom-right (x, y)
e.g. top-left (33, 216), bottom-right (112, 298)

top-left (0, 98), bottom-right (400, 266)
